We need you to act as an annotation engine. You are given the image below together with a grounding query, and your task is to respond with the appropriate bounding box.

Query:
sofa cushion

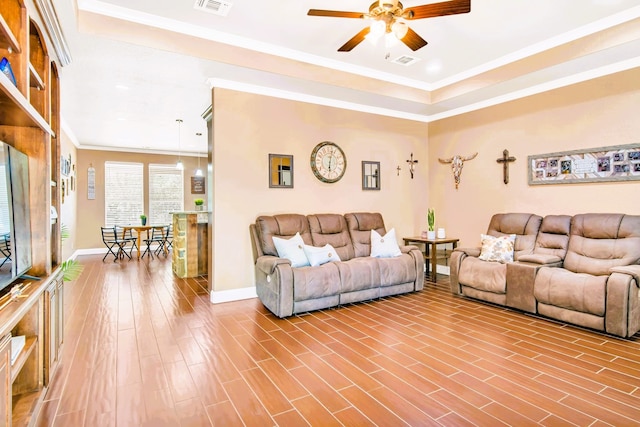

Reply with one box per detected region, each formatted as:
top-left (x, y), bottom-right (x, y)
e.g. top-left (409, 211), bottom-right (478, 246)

top-left (292, 263), bottom-right (341, 302)
top-left (534, 267), bottom-right (606, 316)
top-left (303, 244), bottom-right (341, 267)
top-left (256, 214), bottom-right (312, 257)
top-left (307, 214), bottom-right (356, 261)
top-left (478, 234), bottom-right (515, 263)
top-left (345, 212), bottom-right (387, 258)
top-left (336, 258), bottom-right (380, 292)
top-left (563, 214), bottom-right (640, 275)
top-left (533, 215), bottom-right (571, 259)
top-left (458, 257), bottom-right (507, 294)
top-left (377, 254), bottom-right (417, 286)
top-left (370, 228), bottom-right (401, 258)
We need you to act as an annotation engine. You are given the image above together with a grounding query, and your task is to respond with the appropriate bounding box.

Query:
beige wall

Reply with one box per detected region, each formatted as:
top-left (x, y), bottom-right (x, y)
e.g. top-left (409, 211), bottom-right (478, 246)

top-left (211, 89), bottom-right (429, 291)
top-left (59, 129), bottom-right (78, 260)
top-left (75, 150), bottom-right (207, 249)
top-left (428, 68), bottom-right (640, 248)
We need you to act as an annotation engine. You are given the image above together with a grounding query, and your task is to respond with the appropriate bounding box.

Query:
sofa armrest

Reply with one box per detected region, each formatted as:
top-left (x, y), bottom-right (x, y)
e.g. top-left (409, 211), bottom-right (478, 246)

top-left (609, 265), bottom-right (640, 287)
top-left (400, 245), bottom-right (425, 291)
top-left (256, 255), bottom-right (291, 275)
top-left (517, 254), bottom-right (562, 265)
top-left (449, 250), bottom-right (468, 294)
top-left (454, 247), bottom-right (481, 258)
top-left (606, 266), bottom-right (640, 337)
top-left (255, 255), bottom-right (294, 318)
top-left (400, 244), bottom-right (419, 254)
top-left (505, 261), bottom-right (547, 313)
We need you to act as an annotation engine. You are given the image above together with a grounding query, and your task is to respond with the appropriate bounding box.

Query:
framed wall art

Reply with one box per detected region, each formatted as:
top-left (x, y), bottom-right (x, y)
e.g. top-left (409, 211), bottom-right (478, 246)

top-left (362, 161), bottom-right (380, 190)
top-left (269, 154), bottom-right (293, 188)
top-left (528, 143), bottom-right (640, 185)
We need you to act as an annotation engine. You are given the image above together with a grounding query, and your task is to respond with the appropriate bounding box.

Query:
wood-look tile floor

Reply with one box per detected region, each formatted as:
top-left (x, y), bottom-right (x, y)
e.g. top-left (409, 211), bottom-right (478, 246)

top-left (36, 254), bottom-right (640, 426)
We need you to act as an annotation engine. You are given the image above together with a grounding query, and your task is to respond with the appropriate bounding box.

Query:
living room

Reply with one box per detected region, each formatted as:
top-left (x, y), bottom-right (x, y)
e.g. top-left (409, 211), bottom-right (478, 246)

top-left (2, 0), bottom-right (640, 425)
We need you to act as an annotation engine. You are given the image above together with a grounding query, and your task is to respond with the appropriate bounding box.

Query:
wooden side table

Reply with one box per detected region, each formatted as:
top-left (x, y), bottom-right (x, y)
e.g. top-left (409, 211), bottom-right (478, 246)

top-left (403, 236), bottom-right (459, 281)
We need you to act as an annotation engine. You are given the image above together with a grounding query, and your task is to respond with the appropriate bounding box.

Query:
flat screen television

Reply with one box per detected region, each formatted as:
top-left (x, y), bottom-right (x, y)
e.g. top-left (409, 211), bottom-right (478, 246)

top-left (0, 140), bottom-right (32, 294)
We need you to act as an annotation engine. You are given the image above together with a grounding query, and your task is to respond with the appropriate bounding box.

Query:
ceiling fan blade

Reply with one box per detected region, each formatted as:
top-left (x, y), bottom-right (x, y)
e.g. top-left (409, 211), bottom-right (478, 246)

top-left (404, 0), bottom-right (470, 20)
top-left (308, 9), bottom-right (365, 19)
top-left (401, 28), bottom-right (428, 51)
top-left (338, 27), bottom-right (371, 52)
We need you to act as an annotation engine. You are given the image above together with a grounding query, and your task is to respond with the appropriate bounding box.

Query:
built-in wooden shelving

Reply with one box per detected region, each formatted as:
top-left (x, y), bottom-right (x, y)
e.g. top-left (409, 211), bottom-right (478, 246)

top-left (0, 0), bottom-right (64, 424)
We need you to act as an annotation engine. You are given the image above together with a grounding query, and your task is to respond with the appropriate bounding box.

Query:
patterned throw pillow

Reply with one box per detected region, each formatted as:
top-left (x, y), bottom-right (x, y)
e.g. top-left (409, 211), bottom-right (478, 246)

top-left (478, 234), bottom-right (516, 263)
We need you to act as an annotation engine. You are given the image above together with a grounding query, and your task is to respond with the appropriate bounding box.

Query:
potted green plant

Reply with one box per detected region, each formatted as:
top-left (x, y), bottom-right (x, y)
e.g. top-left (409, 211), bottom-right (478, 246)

top-left (140, 214), bottom-right (147, 225)
top-left (194, 198), bottom-right (204, 211)
top-left (427, 208), bottom-right (436, 239)
top-left (60, 224), bottom-right (84, 282)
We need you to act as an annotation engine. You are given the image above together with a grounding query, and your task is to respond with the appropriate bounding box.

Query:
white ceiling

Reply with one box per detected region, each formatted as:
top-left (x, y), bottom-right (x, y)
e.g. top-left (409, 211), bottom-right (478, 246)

top-left (53, 0), bottom-right (640, 154)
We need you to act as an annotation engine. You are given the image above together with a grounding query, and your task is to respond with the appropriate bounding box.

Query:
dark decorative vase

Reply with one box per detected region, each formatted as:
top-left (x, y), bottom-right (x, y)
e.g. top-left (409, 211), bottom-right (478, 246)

top-left (141, 218), bottom-right (147, 225)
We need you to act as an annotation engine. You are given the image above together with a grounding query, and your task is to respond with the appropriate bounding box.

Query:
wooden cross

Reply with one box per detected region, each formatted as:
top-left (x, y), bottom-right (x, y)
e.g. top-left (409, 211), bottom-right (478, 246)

top-left (496, 149), bottom-right (516, 184)
top-left (396, 165), bottom-right (402, 176)
top-left (406, 153), bottom-right (418, 179)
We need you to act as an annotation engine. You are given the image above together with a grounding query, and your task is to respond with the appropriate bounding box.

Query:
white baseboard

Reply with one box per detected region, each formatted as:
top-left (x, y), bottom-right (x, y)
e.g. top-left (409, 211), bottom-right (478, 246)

top-left (75, 246), bottom-right (163, 257)
top-left (210, 286), bottom-right (257, 304)
top-left (76, 248), bottom-right (106, 256)
top-left (436, 265), bottom-right (450, 275)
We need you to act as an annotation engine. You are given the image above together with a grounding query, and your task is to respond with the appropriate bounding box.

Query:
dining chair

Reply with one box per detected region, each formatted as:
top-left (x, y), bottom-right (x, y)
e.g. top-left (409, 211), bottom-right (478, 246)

top-left (117, 225), bottom-right (139, 258)
top-left (142, 227), bottom-right (166, 259)
top-left (163, 225), bottom-right (173, 252)
top-left (0, 233), bottom-right (11, 268)
top-left (101, 226), bottom-right (131, 262)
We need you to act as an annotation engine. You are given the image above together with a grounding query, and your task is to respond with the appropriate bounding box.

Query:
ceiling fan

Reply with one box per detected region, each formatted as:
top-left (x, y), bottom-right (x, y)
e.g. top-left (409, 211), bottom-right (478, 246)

top-left (307, 0), bottom-right (471, 52)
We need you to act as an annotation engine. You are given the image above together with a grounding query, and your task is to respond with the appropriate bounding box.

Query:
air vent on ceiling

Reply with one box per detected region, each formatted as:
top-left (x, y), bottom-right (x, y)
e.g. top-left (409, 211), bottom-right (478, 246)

top-left (194, 0), bottom-right (233, 16)
top-left (391, 55), bottom-right (420, 66)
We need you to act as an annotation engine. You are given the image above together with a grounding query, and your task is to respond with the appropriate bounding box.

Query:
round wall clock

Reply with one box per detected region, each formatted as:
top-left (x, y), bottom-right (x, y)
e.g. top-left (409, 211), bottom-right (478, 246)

top-left (310, 141), bottom-right (347, 183)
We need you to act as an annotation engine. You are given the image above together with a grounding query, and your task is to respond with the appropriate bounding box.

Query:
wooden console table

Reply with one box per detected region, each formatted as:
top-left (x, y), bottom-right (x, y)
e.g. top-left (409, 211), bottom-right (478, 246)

top-left (403, 236), bottom-right (459, 281)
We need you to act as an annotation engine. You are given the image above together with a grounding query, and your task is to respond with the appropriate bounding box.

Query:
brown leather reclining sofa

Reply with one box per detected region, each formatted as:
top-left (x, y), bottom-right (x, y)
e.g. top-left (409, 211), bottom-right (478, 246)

top-left (450, 213), bottom-right (640, 338)
top-left (250, 212), bottom-right (424, 318)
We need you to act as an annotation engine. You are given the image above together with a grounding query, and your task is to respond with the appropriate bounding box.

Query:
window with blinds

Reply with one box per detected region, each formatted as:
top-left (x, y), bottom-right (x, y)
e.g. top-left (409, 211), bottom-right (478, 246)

top-left (104, 162), bottom-right (144, 227)
top-left (149, 164), bottom-right (183, 225)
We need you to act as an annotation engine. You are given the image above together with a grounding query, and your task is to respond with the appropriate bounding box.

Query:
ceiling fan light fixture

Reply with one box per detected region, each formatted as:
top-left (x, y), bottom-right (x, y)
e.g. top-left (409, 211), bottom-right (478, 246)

top-left (391, 20), bottom-right (408, 39)
top-left (368, 20), bottom-right (386, 39)
top-left (385, 31), bottom-right (400, 48)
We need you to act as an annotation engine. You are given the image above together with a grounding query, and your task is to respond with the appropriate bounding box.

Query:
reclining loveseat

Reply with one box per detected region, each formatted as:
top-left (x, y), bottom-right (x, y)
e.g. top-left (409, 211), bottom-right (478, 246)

top-left (451, 213), bottom-right (640, 338)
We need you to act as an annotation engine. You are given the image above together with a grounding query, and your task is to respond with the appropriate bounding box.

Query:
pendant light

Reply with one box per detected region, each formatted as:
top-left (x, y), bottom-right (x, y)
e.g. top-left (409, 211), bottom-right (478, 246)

top-left (175, 119), bottom-right (184, 170)
top-left (194, 132), bottom-right (203, 177)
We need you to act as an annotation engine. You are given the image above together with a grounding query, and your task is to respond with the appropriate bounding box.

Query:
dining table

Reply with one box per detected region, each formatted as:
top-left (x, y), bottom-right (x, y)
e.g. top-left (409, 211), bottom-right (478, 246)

top-left (121, 225), bottom-right (168, 260)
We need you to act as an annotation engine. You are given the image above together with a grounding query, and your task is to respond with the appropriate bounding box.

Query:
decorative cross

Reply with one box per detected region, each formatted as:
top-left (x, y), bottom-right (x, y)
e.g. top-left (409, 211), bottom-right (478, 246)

top-left (396, 165), bottom-right (402, 176)
top-left (496, 149), bottom-right (516, 184)
top-left (406, 153), bottom-right (418, 179)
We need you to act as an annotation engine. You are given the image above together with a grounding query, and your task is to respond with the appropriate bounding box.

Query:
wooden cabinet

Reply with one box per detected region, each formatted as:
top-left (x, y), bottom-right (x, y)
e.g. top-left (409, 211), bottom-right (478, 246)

top-left (44, 271), bottom-right (63, 384)
top-left (0, 272), bottom-right (64, 426)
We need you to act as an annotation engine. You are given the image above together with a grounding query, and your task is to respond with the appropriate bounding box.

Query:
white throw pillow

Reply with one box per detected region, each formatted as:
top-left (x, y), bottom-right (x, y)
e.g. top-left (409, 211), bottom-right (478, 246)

top-left (478, 234), bottom-right (516, 263)
top-left (272, 232), bottom-right (310, 267)
top-left (370, 228), bottom-right (402, 258)
top-left (303, 244), bottom-right (341, 267)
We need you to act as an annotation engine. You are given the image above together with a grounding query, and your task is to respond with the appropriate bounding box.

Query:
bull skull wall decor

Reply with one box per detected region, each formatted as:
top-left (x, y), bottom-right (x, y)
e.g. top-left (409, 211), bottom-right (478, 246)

top-left (438, 152), bottom-right (478, 189)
